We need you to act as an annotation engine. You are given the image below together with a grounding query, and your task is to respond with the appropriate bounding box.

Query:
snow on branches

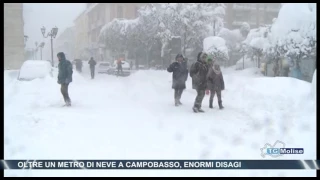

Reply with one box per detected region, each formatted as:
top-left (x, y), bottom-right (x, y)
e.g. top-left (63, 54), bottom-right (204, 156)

top-left (239, 3), bottom-right (316, 67)
top-left (271, 3), bottom-right (316, 62)
top-left (203, 36), bottom-right (229, 62)
top-left (98, 3), bottom-right (227, 57)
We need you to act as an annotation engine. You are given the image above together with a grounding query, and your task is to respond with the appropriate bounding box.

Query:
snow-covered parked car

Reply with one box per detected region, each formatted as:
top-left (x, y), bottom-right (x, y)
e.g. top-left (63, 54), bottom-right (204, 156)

top-left (18, 60), bottom-right (53, 81)
top-left (97, 62), bottom-right (111, 74)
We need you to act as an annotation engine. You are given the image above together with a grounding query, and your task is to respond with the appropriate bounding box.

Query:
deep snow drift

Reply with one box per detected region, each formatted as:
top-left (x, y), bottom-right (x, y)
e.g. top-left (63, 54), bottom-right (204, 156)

top-left (4, 65), bottom-right (316, 177)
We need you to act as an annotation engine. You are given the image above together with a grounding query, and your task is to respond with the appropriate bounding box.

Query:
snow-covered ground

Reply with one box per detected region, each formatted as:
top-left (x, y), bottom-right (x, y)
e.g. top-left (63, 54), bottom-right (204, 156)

top-left (4, 64), bottom-right (316, 177)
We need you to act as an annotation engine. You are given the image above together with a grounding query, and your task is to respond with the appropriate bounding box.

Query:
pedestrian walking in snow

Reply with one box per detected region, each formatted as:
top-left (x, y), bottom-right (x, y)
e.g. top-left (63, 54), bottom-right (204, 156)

top-left (167, 54), bottom-right (189, 106)
top-left (116, 58), bottom-right (123, 76)
top-left (130, 61), bottom-right (133, 70)
top-left (206, 58), bottom-right (225, 109)
top-left (75, 59), bottom-right (83, 73)
top-left (57, 52), bottom-right (73, 106)
top-left (190, 52), bottom-right (209, 113)
top-left (88, 57), bottom-right (97, 79)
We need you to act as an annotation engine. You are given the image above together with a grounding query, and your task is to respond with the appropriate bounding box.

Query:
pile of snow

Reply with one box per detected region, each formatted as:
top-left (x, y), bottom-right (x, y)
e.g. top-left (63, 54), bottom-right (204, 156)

top-left (203, 36), bottom-right (229, 60)
top-left (311, 69), bottom-right (316, 100)
top-left (18, 60), bottom-right (53, 81)
top-left (4, 67), bottom-right (317, 176)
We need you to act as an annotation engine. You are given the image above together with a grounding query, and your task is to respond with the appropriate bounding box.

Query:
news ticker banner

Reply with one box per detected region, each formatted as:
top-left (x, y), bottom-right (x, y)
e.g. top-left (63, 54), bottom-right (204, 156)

top-left (1, 160), bottom-right (319, 170)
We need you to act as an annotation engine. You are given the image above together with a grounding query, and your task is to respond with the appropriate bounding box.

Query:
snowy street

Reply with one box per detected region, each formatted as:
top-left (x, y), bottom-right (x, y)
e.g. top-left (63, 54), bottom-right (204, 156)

top-left (4, 64), bottom-right (316, 177)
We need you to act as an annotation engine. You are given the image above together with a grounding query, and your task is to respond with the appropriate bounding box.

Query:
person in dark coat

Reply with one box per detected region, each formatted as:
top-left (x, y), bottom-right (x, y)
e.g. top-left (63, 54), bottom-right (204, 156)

top-left (57, 52), bottom-right (73, 106)
top-left (75, 59), bottom-right (83, 73)
top-left (167, 54), bottom-right (189, 106)
top-left (116, 59), bottom-right (124, 76)
top-left (206, 59), bottom-right (225, 109)
top-left (88, 57), bottom-right (97, 79)
top-left (190, 52), bottom-right (209, 113)
top-left (130, 61), bottom-right (133, 70)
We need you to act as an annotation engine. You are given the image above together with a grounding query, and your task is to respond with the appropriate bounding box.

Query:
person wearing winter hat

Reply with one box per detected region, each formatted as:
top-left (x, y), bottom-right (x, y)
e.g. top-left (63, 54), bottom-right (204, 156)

top-left (206, 59), bottom-right (225, 109)
top-left (189, 52), bottom-right (209, 113)
top-left (167, 53), bottom-right (189, 106)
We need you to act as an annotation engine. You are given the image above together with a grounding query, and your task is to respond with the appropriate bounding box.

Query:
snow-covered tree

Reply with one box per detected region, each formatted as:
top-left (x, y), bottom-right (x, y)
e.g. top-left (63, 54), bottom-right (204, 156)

top-left (242, 26), bottom-right (273, 68)
top-left (99, 3), bottom-right (228, 64)
top-left (239, 22), bottom-right (250, 38)
top-left (270, 3), bottom-right (316, 68)
top-left (99, 19), bottom-right (129, 58)
top-left (218, 28), bottom-right (245, 52)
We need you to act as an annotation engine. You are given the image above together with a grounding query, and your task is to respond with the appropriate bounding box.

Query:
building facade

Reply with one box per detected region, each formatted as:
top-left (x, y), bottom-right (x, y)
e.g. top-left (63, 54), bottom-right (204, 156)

top-left (85, 3), bottom-right (147, 61)
top-left (53, 26), bottom-right (75, 64)
top-left (4, 3), bottom-right (25, 69)
top-left (225, 3), bottom-right (281, 29)
top-left (74, 10), bottom-right (89, 60)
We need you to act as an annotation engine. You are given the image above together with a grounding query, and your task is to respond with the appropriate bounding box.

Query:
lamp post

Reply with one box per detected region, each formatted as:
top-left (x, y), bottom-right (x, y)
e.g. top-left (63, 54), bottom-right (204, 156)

top-left (34, 42), bottom-right (38, 59)
top-left (24, 35), bottom-right (28, 47)
top-left (38, 42), bottom-right (45, 60)
top-left (213, 19), bottom-right (216, 36)
top-left (41, 26), bottom-right (58, 67)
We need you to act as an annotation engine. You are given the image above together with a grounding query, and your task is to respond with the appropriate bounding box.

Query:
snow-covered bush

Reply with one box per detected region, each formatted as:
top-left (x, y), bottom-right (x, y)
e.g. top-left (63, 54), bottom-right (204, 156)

top-left (239, 22), bottom-right (250, 37)
top-left (203, 36), bottom-right (229, 62)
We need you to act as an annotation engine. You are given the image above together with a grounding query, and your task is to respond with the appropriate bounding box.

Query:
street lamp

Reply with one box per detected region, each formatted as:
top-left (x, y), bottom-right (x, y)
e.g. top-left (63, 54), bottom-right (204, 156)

top-left (38, 42), bottom-right (45, 60)
top-left (41, 26), bottom-right (58, 67)
top-left (24, 35), bottom-right (28, 47)
top-left (34, 41), bottom-right (38, 59)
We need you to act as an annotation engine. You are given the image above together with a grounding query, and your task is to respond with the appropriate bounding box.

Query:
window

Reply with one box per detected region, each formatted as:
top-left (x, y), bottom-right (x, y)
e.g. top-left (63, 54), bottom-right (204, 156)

top-left (117, 5), bottom-right (123, 18)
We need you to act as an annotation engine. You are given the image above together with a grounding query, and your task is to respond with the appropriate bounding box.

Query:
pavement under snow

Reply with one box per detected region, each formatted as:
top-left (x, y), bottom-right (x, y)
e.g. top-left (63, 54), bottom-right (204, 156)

top-left (4, 65), bottom-right (316, 177)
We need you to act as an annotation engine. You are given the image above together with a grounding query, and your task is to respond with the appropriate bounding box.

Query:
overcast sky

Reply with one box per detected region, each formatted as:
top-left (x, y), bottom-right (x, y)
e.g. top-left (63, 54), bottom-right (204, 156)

top-left (23, 3), bottom-right (85, 58)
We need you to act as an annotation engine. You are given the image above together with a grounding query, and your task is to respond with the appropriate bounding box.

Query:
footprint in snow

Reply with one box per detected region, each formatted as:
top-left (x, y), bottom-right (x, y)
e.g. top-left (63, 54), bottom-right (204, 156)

top-left (174, 133), bottom-right (183, 142)
top-left (199, 149), bottom-right (211, 159)
top-left (232, 136), bottom-right (243, 146)
top-left (4, 137), bottom-right (10, 145)
top-left (7, 144), bottom-right (26, 157)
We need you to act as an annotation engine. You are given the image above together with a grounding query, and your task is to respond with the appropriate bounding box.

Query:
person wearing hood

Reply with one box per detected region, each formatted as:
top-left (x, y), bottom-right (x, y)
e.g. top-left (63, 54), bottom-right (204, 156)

top-left (57, 52), bottom-right (73, 106)
top-left (167, 54), bottom-right (189, 106)
top-left (206, 58), bottom-right (225, 109)
top-left (88, 57), bottom-right (97, 79)
top-left (190, 52), bottom-right (209, 113)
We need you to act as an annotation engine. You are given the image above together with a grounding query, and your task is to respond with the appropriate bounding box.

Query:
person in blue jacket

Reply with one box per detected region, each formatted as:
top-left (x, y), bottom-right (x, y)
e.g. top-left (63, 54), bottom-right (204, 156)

top-left (167, 54), bottom-right (189, 106)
